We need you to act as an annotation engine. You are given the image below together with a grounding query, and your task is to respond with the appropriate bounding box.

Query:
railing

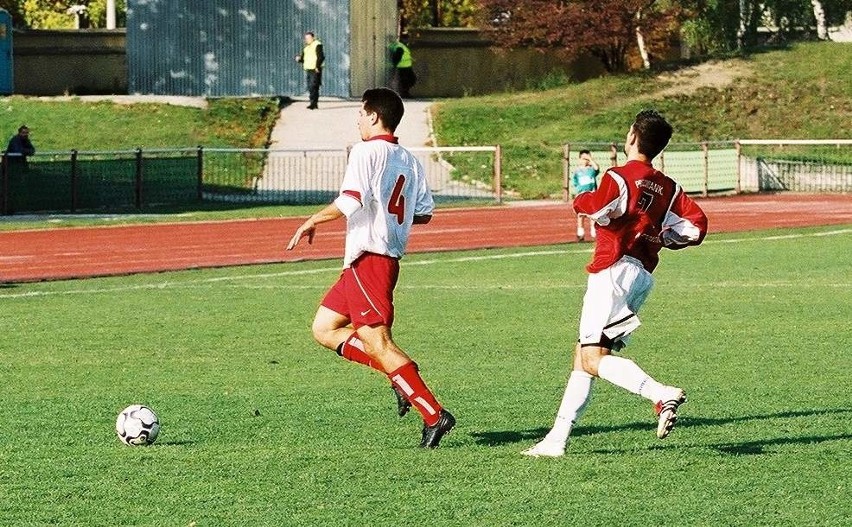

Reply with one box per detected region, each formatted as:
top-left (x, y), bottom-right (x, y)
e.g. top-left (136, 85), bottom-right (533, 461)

top-left (563, 139), bottom-right (852, 199)
top-left (1, 146), bottom-right (502, 214)
top-left (738, 139), bottom-right (852, 192)
top-left (2, 140), bottom-right (847, 214)
top-left (1, 148), bottom-right (201, 215)
top-left (563, 141), bottom-right (738, 199)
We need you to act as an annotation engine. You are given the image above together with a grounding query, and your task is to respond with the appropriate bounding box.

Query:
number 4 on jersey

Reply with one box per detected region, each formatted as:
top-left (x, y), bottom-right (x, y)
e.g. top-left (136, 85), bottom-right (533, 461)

top-left (388, 175), bottom-right (406, 224)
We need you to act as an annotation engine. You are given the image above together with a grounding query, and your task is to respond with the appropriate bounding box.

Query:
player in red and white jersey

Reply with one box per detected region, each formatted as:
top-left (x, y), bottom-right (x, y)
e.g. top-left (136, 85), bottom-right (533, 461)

top-left (287, 88), bottom-right (455, 448)
top-left (524, 110), bottom-right (708, 457)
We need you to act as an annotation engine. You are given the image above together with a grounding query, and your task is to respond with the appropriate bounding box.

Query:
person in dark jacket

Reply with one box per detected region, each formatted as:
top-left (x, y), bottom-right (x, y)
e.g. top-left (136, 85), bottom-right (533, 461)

top-left (5, 125), bottom-right (36, 168)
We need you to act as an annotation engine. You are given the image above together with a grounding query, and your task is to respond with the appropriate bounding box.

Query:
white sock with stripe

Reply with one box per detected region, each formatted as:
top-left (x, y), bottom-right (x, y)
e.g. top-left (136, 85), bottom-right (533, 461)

top-left (597, 355), bottom-right (670, 402)
top-left (543, 370), bottom-right (593, 445)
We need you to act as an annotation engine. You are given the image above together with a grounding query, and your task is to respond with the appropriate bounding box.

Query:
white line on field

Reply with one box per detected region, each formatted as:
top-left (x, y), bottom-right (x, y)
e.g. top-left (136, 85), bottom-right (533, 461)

top-left (1, 228), bottom-right (849, 300)
top-left (212, 281), bottom-right (849, 291)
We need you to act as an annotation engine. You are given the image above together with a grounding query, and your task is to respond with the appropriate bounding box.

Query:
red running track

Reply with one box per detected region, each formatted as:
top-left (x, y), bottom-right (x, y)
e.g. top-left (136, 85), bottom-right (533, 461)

top-left (1, 194), bottom-right (851, 283)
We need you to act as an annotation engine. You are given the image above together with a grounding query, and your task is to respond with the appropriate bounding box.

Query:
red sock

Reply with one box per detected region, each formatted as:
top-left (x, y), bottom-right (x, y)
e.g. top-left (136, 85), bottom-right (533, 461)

top-left (338, 333), bottom-right (385, 373)
top-left (388, 362), bottom-right (443, 426)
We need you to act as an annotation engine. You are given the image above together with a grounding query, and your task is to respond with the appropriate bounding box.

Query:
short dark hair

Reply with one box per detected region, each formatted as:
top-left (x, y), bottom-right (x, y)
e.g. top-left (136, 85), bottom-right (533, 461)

top-left (18, 125), bottom-right (29, 133)
top-left (578, 149), bottom-right (591, 156)
top-left (632, 109), bottom-right (672, 159)
top-left (362, 88), bottom-right (404, 132)
top-left (305, 31), bottom-right (315, 38)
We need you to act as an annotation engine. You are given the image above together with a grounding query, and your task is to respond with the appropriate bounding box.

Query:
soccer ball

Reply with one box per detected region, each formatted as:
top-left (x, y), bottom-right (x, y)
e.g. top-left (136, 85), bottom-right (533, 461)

top-left (116, 404), bottom-right (160, 446)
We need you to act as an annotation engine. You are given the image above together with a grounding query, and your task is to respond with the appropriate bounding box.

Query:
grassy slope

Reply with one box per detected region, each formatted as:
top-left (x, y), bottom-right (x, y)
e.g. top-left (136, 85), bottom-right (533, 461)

top-left (432, 43), bottom-right (852, 198)
top-left (1, 97), bottom-right (280, 151)
top-left (0, 226), bottom-right (850, 525)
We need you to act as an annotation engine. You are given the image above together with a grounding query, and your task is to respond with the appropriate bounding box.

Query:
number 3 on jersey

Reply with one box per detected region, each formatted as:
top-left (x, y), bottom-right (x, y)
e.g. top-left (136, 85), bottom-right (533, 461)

top-left (388, 175), bottom-right (406, 224)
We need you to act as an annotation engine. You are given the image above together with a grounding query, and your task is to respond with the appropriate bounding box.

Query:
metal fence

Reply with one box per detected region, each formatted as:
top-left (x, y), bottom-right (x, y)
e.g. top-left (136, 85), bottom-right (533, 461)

top-left (1, 149), bottom-right (201, 214)
top-left (1, 146), bottom-right (502, 214)
top-left (563, 139), bottom-right (852, 199)
top-left (3, 140), bottom-right (848, 214)
top-left (563, 141), bottom-right (739, 200)
top-left (739, 139), bottom-right (852, 192)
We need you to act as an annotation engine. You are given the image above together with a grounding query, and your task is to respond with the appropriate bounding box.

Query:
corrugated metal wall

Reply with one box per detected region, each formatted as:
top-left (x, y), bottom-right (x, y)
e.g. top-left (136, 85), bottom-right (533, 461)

top-left (127, 1), bottom-right (352, 97)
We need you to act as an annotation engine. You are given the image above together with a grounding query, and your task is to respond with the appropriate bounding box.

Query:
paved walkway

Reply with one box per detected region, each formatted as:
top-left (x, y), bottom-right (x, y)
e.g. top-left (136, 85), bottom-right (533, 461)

top-left (256, 97), bottom-right (480, 199)
top-left (267, 96), bottom-right (435, 150)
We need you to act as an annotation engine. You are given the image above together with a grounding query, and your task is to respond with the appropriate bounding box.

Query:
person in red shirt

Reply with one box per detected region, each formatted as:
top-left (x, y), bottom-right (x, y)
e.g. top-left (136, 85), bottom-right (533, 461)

top-left (523, 110), bottom-right (708, 457)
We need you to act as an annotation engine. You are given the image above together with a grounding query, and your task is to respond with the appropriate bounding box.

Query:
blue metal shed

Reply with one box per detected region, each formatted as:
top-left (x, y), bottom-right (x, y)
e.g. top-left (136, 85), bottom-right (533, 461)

top-left (0, 9), bottom-right (13, 95)
top-left (126, 1), bottom-right (397, 98)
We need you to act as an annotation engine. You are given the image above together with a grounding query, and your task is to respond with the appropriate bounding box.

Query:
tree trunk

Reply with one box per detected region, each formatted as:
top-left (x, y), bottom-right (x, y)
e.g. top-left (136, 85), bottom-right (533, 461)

top-left (737, 0), bottom-right (748, 51)
top-left (430, 0), bottom-right (440, 26)
top-left (811, 0), bottom-right (829, 40)
top-left (635, 10), bottom-right (651, 70)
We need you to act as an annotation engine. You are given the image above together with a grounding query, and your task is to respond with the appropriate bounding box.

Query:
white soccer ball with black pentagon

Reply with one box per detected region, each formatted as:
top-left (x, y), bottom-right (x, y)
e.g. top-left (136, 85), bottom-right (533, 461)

top-left (116, 404), bottom-right (160, 446)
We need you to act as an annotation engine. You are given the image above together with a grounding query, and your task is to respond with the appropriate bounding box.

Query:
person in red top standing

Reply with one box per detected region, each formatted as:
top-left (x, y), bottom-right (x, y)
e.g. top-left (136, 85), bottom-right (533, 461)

top-left (523, 109), bottom-right (708, 457)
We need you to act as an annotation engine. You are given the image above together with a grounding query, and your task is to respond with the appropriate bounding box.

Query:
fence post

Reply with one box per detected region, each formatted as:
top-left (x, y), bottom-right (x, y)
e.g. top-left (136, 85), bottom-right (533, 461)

top-left (1, 153), bottom-right (8, 215)
top-left (196, 146), bottom-right (204, 202)
top-left (494, 145), bottom-right (503, 204)
top-left (610, 142), bottom-right (618, 167)
top-left (659, 150), bottom-right (665, 173)
top-left (735, 140), bottom-right (742, 194)
top-left (562, 143), bottom-right (571, 203)
top-left (701, 141), bottom-right (709, 197)
top-left (135, 148), bottom-right (143, 210)
top-left (70, 150), bottom-right (79, 212)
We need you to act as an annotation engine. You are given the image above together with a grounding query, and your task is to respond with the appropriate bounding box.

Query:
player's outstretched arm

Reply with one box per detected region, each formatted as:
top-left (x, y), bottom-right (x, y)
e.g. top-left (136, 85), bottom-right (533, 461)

top-left (286, 203), bottom-right (345, 250)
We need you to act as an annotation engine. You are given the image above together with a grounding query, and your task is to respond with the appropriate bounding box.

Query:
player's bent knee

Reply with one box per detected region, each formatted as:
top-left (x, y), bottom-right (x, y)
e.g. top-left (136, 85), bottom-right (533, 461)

top-left (310, 324), bottom-right (330, 346)
top-left (579, 345), bottom-right (608, 376)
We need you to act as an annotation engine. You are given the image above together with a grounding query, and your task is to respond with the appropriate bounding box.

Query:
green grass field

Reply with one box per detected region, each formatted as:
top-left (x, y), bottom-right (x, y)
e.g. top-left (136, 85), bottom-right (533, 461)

top-left (1, 225), bottom-right (851, 526)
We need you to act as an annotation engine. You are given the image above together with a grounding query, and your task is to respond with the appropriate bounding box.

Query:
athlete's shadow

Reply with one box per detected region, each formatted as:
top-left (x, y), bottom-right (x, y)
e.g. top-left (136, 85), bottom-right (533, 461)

top-left (470, 408), bottom-right (852, 448)
top-left (710, 433), bottom-right (852, 456)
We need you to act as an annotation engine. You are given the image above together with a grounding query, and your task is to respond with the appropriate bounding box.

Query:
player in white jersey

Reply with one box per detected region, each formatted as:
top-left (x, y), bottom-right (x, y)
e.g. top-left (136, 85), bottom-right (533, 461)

top-left (287, 88), bottom-right (455, 448)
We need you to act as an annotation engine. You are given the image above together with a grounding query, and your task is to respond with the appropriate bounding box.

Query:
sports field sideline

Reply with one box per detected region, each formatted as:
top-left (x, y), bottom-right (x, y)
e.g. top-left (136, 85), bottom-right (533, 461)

top-left (1, 193), bottom-right (851, 283)
top-left (1, 223), bottom-right (850, 525)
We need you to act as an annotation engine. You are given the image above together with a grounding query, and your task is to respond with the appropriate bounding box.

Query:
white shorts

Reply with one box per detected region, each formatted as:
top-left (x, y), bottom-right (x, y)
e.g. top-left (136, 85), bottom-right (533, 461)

top-left (578, 256), bottom-right (654, 348)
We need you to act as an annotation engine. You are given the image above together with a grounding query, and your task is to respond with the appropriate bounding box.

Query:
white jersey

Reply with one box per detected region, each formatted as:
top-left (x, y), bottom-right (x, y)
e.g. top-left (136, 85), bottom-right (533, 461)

top-left (334, 136), bottom-right (434, 268)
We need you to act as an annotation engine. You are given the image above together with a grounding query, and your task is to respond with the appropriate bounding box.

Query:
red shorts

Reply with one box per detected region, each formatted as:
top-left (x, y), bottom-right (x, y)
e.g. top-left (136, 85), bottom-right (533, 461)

top-left (321, 253), bottom-right (400, 328)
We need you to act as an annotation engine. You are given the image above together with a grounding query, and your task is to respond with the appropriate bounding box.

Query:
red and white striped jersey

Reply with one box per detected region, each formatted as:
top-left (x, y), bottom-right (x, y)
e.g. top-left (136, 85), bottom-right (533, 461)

top-left (573, 159), bottom-right (708, 273)
top-left (334, 135), bottom-right (434, 268)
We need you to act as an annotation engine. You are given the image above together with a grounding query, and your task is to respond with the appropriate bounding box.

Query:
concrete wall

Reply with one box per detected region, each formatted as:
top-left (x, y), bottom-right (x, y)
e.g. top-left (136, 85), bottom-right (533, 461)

top-left (349, 2), bottom-right (398, 96)
top-left (407, 28), bottom-right (607, 97)
top-left (13, 29), bottom-right (126, 95)
top-left (9, 27), bottom-right (614, 98)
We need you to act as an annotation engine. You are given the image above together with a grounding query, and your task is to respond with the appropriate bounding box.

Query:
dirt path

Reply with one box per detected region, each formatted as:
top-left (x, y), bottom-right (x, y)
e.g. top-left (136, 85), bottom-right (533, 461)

top-left (653, 59), bottom-right (752, 98)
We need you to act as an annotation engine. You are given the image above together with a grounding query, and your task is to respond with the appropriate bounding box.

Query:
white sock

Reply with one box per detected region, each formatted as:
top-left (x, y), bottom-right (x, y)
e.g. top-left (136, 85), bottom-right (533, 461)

top-left (590, 223), bottom-right (597, 237)
top-left (597, 355), bottom-right (671, 402)
top-left (577, 227), bottom-right (585, 238)
top-left (544, 370), bottom-right (594, 444)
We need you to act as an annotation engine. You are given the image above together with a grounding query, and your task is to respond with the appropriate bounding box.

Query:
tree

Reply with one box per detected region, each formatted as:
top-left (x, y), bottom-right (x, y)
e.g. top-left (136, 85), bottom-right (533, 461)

top-left (400, 0), bottom-right (479, 29)
top-left (479, 0), bottom-right (682, 72)
top-left (0, 0), bottom-right (125, 29)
